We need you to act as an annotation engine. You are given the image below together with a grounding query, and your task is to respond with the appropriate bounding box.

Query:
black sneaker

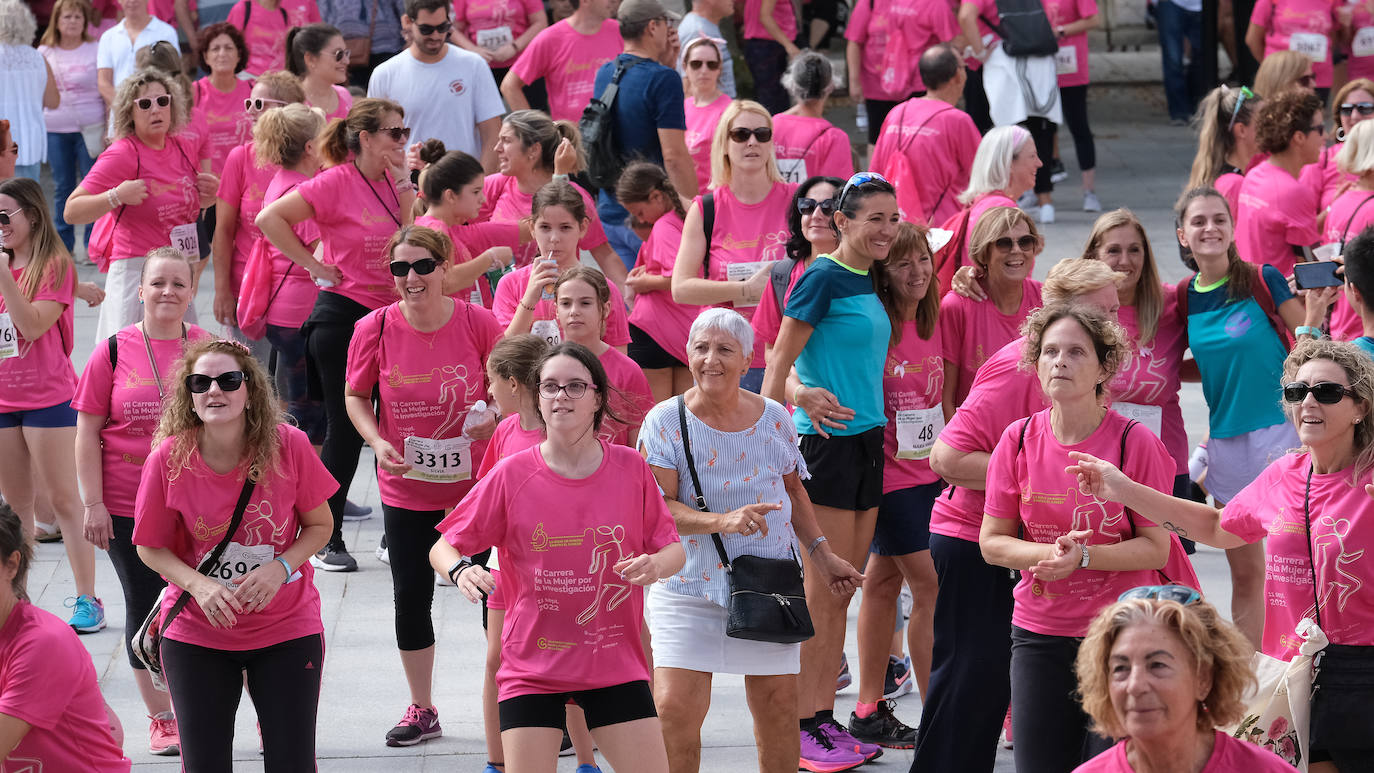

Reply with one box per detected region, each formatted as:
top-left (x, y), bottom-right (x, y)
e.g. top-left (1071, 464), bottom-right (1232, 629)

top-left (1049, 158), bottom-right (1068, 183)
top-left (848, 700), bottom-right (917, 749)
top-left (559, 729), bottom-right (574, 756)
top-left (311, 541), bottom-right (358, 572)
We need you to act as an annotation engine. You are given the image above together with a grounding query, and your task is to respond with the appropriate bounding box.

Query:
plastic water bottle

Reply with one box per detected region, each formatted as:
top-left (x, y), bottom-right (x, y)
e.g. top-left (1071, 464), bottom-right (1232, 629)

top-left (462, 400), bottom-right (498, 438)
top-left (855, 103), bottom-right (869, 132)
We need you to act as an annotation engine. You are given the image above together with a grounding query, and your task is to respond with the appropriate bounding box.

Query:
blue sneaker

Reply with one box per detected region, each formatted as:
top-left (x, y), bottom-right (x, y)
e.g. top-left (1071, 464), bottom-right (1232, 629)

top-left (482, 766), bottom-right (502, 773)
top-left (66, 594), bottom-right (106, 633)
top-left (575, 766), bottom-right (602, 773)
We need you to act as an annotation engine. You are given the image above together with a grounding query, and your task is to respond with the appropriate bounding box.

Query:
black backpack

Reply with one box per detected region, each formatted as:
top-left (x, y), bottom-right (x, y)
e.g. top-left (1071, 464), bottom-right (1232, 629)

top-left (580, 57), bottom-right (643, 191)
top-left (983, 0), bottom-right (1058, 57)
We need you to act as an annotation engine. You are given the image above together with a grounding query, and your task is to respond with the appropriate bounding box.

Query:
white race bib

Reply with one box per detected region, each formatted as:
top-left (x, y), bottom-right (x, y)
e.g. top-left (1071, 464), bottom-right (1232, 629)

top-left (1356, 27), bottom-right (1374, 58)
top-left (469, 286), bottom-right (483, 305)
top-left (530, 318), bottom-right (561, 346)
top-left (206, 542), bottom-right (274, 588)
top-left (726, 260), bottom-right (772, 307)
top-left (1289, 32), bottom-right (1328, 62)
top-left (404, 435), bottom-right (473, 483)
top-left (0, 313), bottom-right (17, 360)
top-left (1055, 45), bottom-right (1078, 75)
top-left (170, 223), bottom-right (199, 259)
top-left (776, 157), bottom-right (808, 184)
top-left (476, 25), bottom-right (513, 51)
top-left (1314, 242), bottom-right (1342, 261)
top-left (895, 405), bottom-right (945, 460)
top-left (1113, 402), bottom-right (1163, 440)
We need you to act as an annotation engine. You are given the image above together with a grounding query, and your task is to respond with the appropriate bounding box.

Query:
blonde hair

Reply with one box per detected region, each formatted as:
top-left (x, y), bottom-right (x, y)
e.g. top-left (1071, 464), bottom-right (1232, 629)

top-left (255, 103), bottom-right (326, 168)
top-left (1282, 339), bottom-right (1374, 480)
top-left (1080, 209), bottom-right (1163, 344)
top-left (871, 222), bottom-right (940, 344)
top-left (1020, 303), bottom-right (1131, 399)
top-left (1338, 119), bottom-right (1374, 177)
top-left (1186, 85), bottom-right (1259, 191)
top-left (1254, 50), bottom-right (1312, 99)
top-left (39, 0), bottom-right (94, 46)
top-left (253, 70), bottom-right (306, 105)
top-left (710, 100), bottom-right (782, 189)
top-left (1042, 257), bottom-right (1125, 307)
top-left (968, 206), bottom-right (1041, 271)
top-left (110, 67), bottom-right (191, 140)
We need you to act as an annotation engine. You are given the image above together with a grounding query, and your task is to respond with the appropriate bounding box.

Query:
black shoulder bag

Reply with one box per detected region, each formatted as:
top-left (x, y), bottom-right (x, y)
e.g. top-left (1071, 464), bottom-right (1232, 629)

top-left (677, 397), bottom-right (814, 644)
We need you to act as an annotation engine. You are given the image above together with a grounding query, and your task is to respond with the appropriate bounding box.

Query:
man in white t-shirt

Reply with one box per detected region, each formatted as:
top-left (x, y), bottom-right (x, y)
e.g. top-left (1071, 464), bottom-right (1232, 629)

top-left (368, 0), bottom-right (504, 170)
top-left (677, 0), bottom-right (736, 97)
top-left (96, 0), bottom-right (180, 106)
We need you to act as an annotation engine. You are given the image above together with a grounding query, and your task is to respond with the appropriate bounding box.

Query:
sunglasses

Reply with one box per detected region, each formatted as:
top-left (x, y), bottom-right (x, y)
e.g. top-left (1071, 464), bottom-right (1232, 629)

top-left (0, 207), bottom-right (20, 226)
top-left (245, 97), bottom-right (287, 112)
top-left (329, 47), bottom-right (350, 62)
top-left (186, 371), bottom-right (247, 394)
top-left (728, 126), bottom-right (772, 143)
top-left (416, 20), bottom-right (452, 35)
top-left (687, 58), bottom-right (721, 71)
top-left (836, 172), bottom-right (890, 212)
top-left (376, 126), bottom-right (412, 142)
top-left (994, 235), bottom-right (1039, 253)
top-left (1341, 102), bottom-right (1374, 117)
top-left (1227, 85), bottom-right (1254, 132)
top-left (135, 94), bottom-right (172, 110)
top-left (1118, 584), bottom-right (1202, 606)
top-left (1282, 381), bottom-right (1358, 404)
top-left (538, 380), bottom-right (596, 399)
top-left (389, 257), bottom-right (439, 276)
top-left (797, 197), bottom-right (837, 216)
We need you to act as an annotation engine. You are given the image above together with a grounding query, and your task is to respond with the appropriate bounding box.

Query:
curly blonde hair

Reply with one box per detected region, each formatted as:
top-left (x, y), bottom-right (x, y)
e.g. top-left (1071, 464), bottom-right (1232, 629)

top-left (110, 67), bottom-right (191, 140)
top-left (1076, 597), bottom-right (1255, 739)
top-left (1282, 339), bottom-right (1374, 480)
top-left (1019, 303), bottom-right (1131, 399)
top-left (154, 340), bottom-right (285, 483)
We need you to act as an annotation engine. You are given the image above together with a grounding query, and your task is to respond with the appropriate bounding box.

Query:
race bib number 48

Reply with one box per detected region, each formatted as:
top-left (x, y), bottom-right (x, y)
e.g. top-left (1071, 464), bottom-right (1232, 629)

top-left (895, 405), bottom-right (945, 461)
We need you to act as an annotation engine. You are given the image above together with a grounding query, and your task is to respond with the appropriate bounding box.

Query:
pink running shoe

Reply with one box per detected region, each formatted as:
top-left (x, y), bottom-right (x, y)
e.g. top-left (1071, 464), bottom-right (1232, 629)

top-left (799, 726), bottom-right (866, 772)
top-left (148, 712), bottom-right (180, 756)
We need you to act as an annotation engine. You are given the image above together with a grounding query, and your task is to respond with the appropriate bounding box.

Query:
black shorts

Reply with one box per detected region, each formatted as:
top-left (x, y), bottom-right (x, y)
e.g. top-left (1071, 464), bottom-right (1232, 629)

top-left (872, 481), bottom-right (943, 556)
top-left (498, 680), bottom-right (656, 731)
top-left (800, 426), bottom-right (885, 511)
top-left (627, 323), bottom-right (685, 370)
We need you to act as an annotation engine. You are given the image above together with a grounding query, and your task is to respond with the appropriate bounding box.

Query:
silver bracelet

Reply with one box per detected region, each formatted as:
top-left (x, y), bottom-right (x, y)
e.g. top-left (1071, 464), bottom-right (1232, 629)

top-left (807, 535), bottom-right (828, 556)
top-left (106, 189), bottom-right (121, 209)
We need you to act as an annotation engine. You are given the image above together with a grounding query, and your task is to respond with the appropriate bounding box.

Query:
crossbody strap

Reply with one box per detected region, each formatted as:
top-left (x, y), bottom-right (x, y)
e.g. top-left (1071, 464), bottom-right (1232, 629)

top-left (1303, 464), bottom-right (1323, 630)
top-left (676, 396), bottom-right (734, 572)
top-left (161, 477), bottom-right (257, 629)
top-left (1339, 192), bottom-right (1374, 248)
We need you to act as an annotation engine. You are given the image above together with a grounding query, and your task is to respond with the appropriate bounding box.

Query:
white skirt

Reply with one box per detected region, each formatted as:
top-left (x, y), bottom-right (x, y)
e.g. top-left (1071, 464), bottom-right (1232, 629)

top-left (646, 583), bottom-right (800, 675)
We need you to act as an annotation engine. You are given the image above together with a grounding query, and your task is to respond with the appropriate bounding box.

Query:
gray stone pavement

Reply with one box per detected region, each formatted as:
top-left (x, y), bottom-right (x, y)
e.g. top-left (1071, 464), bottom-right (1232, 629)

top-left (26, 84), bottom-right (1240, 771)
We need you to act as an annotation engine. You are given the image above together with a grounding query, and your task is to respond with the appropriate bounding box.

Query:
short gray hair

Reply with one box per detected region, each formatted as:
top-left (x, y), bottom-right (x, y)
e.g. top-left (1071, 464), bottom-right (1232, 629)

top-left (688, 307), bottom-right (755, 359)
top-left (0, 0), bottom-right (38, 46)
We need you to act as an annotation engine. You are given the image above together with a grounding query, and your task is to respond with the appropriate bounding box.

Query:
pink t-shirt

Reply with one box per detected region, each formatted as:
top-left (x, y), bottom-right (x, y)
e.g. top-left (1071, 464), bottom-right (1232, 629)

top-left (510, 18), bottom-right (622, 121)
top-left (492, 262), bottom-right (632, 346)
top-left (684, 93), bottom-right (731, 192)
top-left (296, 162), bottom-right (404, 309)
top-left (1349, 1), bottom-right (1374, 81)
top-left (81, 134), bottom-right (204, 261)
top-left (597, 346), bottom-right (654, 446)
top-left (1215, 171), bottom-right (1244, 219)
top-left (1222, 452), bottom-right (1374, 658)
top-left (191, 77), bottom-right (254, 176)
top-left (218, 141), bottom-right (278, 293)
top-left (750, 256), bottom-right (806, 349)
top-left (772, 114), bottom-right (853, 184)
top-left (40, 41), bottom-right (106, 133)
top-left (261, 167), bottom-right (322, 328)
top-left (0, 264), bottom-right (76, 412)
top-left (939, 277), bottom-right (1042, 406)
top-left (1252, 0), bottom-right (1338, 88)
top-left (1300, 143), bottom-right (1352, 212)
top-left (870, 99), bottom-right (982, 225)
top-left (985, 408), bottom-right (1176, 637)
top-left (0, 601), bottom-right (131, 773)
top-left (1073, 731), bottom-right (1305, 773)
top-left (1043, 0), bottom-right (1099, 88)
top-left (414, 213), bottom-right (521, 308)
top-left (845, 0), bottom-right (960, 99)
top-left (307, 84), bottom-right (353, 123)
top-left (476, 412), bottom-right (544, 480)
top-left (479, 174), bottom-right (608, 267)
top-left (882, 320), bottom-right (945, 492)
top-left (1111, 298), bottom-right (1188, 475)
top-left (345, 301), bottom-right (503, 511)
top-left (628, 211), bottom-right (697, 362)
top-left (133, 424), bottom-right (338, 651)
top-left (436, 442), bottom-right (680, 699)
top-left (454, 0), bottom-right (544, 69)
top-left (1320, 188), bottom-right (1374, 340)
top-left (743, 0), bottom-right (797, 41)
top-left (71, 324), bottom-right (212, 518)
top-left (1237, 161), bottom-right (1320, 277)
top-left (227, 0), bottom-right (322, 75)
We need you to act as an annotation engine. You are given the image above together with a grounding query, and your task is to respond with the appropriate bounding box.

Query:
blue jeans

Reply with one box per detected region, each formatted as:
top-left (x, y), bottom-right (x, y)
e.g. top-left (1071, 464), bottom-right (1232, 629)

top-left (12, 163), bottom-right (40, 183)
top-left (1157, 0), bottom-right (1204, 122)
top-left (47, 132), bottom-right (95, 252)
top-left (603, 222), bottom-right (644, 273)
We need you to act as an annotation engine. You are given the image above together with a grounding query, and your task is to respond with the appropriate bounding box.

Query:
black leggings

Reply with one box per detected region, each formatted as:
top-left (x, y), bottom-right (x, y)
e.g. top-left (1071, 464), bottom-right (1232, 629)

top-left (162, 633), bottom-right (324, 773)
top-left (384, 503), bottom-right (445, 651)
top-left (305, 293), bottom-right (370, 546)
top-left (1023, 116), bottom-right (1058, 195)
top-left (1059, 84), bottom-right (1095, 173)
top-left (1010, 626), bottom-right (1112, 773)
top-left (107, 513), bottom-right (167, 669)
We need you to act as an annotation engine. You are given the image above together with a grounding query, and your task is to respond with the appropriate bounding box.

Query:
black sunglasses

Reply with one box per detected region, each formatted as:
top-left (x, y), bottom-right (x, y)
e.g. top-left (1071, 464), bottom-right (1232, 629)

top-left (1308, 123), bottom-right (1327, 135)
top-left (994, 235), bottom-right (1039, 253)
top-left (687, 58), bottom-right (720, 71)
top-left (0, 207), bottom-right (20, 226)
top-left (728, 126), bottom-right (772, 143)
top-left (389, 257), bottom-right (439, 277)
top-left (186, 371), bottom-right (247, 393)
top-left (135, 94), bottom-right (172, 110)
top-left (329, 47), bottom-right (350, 62)
top-left (1283, 381), bottom-right (1358, 404)
top-left (1341, 102), bottom-right (1374, 117)
top-left (416, 20), bottom-right (452, 35)
top-left (797, 197), bottom-right (837, 216)
top-left (376, 126), bottom-right (412, 142)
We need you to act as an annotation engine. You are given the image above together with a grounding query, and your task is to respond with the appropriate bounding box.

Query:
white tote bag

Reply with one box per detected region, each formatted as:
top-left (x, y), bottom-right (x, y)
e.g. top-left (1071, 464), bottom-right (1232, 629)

top-left (1225, 618), bottom-right (1328, 772)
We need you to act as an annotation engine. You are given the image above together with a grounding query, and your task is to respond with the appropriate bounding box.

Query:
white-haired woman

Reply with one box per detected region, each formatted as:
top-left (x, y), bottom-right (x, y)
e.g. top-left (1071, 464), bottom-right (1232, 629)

top-left (940, 125), bottom-right (1041, 293)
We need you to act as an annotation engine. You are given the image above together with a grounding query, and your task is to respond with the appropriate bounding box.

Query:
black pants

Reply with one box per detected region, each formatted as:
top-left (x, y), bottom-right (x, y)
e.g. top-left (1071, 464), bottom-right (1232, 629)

top-left (964, 68), bottom-right (994, 135)
top-left (1022, 116), bottom-right (1058, 195)
top-left (865, 96), bottom-right (918, 146)
top-left (910, 534), bottom-right (1015, 773)
top-left (1059, 84), bottom-right (1095, 173)
top-left (107, 513), bottom-right (167, 669)
top-left (1010, 626), bottom-right (1113, 773)
top-left (162, 633), bottom-right (324, 773)
top-left (384, 504), bottom-right (445, 651)
top-left (743, 38), bottom-right (790, 115)
top-left (304, 292), bottom-right (371, 547)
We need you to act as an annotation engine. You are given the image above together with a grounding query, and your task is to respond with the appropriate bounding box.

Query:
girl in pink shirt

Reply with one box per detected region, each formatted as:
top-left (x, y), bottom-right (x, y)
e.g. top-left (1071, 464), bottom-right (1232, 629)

top-left (134, 339), bottom-right (336, 771)
top-left (1247, 0), bottom-right (1339, 89)
top-left (227, 0), bottom-right (322, 76)
top-left (743, 0), bottom-right (799, 114)
top-left (452, 0), bottom-right (547, 72)
top-left (1236, 91), bottom-right (1325, 277)
top-left (190, 24), bottom-right (255, 176)
top-left (773, 52), bottom-right (854, 185)
top-left (681, 37), bottom-right (731, 193)
top-left (343, 225), bottom-right (503, 747)
top-left (287, 24), bottom-right (353, 122)
top-left (431, 342), bottom-right (683, 773)
top-left (72, 248), bottom-right (209, 750)
top-left (506, 8), bottom-right (622, 122)
top-left (1043, 0), bottom-right (1102, 211)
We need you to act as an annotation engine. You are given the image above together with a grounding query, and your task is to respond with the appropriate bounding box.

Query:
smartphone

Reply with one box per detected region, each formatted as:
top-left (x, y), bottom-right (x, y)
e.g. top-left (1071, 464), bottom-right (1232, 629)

top-left (1293, 260), bottom-right (1342, 290)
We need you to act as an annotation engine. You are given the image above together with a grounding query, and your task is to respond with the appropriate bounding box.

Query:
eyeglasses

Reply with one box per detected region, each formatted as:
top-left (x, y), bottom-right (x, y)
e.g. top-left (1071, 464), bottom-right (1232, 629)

top-left (1118, 584), bottom-right (1202, 606)
top-left (727, 126), bottom-right (772, 143)
top-left (135, 94), bottom-right (172, 110)
top-left (389, 257), bottom-right (439, 276)
top-left (836, 171), bottom-right (890, 212)
top-left (1298, 74), bottom-right (1317, 88)
top-left (797, 197), bottom-right (837, 216)
top-left (375, 126), bottom-right (412, 142)
top-left (1341, 102), bottom-right (1374, 118)
top-left (245, 97), bottom-right (287, 112)
top-left (994, 235), bottom-right (1039, 253)
top-left (1227, 85), bottom-right (1254, 132)
top-left (0, 207), bottom-right (20, 226)
top-left (1308, 122), bottom-right (1327, 135)
top-left (538, 380), bottom-right (597, 399)
top-left (687, 58), bottom-right (720, 71)
top-left (186, 371), bottom-right (247, 393)
top-left (1282, 381), bottom-right (1358, 404)
top-left (416, 20), bottom-right (452, 35)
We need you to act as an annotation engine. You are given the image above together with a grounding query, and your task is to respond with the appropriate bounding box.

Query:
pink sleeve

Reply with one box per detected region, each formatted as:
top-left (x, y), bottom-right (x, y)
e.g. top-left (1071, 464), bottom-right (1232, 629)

top-left (1218, 487), bottom-right (1268, 543)
top-left (80, 139), bottom-right (136, 195)
top-left (935, 2), bottom-right (961, 39)
top-left (456, 221), bottom-right (521, 254)
top-left (511, 30), bottom-right (549, 83)
top-left (639, 459), bottom-right (682, 552)
top-left (0, 624), bottom-right (82, 731)
top-left (751, 282), bottom-right (784, 345)
top-left (844, 0), bottom-right (870, 43)
top-left (227, 1), bottom-right (245, 27)
top-left (1077, 0), bottom-right (1098, 18)
top-left (344, 308), bottom-right (384, 394)
top-left (472, 305), bottom-right (505, 363)
top-left (437, 471), bottom-right (509, 554)
top-left (305, 2), bottom-right (320, 22)
top-left (476, 426), bottom-right (504, 481)
top-left (131, 443), bottom-right (182, 550)
top-left (522, 0), bottom-right (543, 15)
top-left (35, 264), bottom-right (75, 306)
top-left (287, 427), bottom-right (339, 510)
top-left (71, 340), bottom-right (116, 415)
top-left (815, 128), bottom-right (854, 180)
top-left (295, 170), bottom-right (336, 224)
top-left (478, 175), bottom-right (504, 222)
top-left (217, 145), bottom-right (248, 202)
top-left (1252, 0), bottom-right (1274, 27)
top-left (938, 294), bottom-right (965, 362)
top-left (982, 421), bottom-right (1024, 520)
top-left (492, 270), bottom-right (521, 326)
top-left (606, 281), bottom-right (631, 346)
top-left (577, 186), bottom-right (610, 249)
top-left (1286, 185), bottom-right (1322, 245)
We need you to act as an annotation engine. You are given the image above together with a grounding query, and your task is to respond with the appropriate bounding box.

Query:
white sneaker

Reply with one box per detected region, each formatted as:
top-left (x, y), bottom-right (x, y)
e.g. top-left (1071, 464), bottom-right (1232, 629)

top-left (34, 520), bottom-right (62, 543)
top-left (1083, 191), bottom-right (1102, 212)
top-left (376, 545), bottom-right (389, 565)
top-left (1039, 203), bottom-right (1056, 224)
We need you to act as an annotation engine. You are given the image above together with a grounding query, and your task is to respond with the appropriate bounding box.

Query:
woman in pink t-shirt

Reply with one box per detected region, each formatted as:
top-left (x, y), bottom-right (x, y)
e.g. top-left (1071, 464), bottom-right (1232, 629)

top-left (1044, 0), bottom-right (1102, 213)
top-left (672, 100), bottom-right (798, 382)
top-left (256, 97), bottom-right (414, 573)
top-left (1237, 90), bottom-right (1326, 277)
top-left (1186, 85), bottom-right (1261, 218)
top-left (0, 177), bottom-right (101, 632)
top-left (72, 247), bottom-right (209, 754)
top-left (845, 0), bottom-right (960, 146)
top-left (681, 37), bottom-right (730, 194)
top-left (982, 304), bottom-right (1178, 773)
top-left (743, 0), bottom-right (800, 114)
top-left (943, 125), bottom-right (1040, 293)
top-left (286, 23), bottom-right (352, 122)
top-left (38, 0), bottom-right (105, 254)
top-left (133, 339), bottom-right (336, 771)
top-left (1326, 119), bottom-right (1374, 340)
top-left (751, 176), bottom-right (843, 360)
top-left (1247, 0), bottom-right (1338, 90)
top-left (431, 342), bottom-right (684, 773)
top-left (343, 225), bottom-right (502, 748)
top-left (227, 0), bottom-right (322, 76)
top-left (773, 52), bottom-right (853, 186)
top-left (190, 23), bottom-right (254, 177)
top-left (451, 0), bottom-right (547, 76)
top-left (1070, 340), bottom-right (1374, 771)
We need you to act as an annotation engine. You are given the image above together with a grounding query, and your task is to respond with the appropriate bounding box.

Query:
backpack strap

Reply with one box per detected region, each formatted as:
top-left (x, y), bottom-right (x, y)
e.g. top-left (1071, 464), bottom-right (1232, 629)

top-left (1174, 274), bottom-right (1192, 329)
top-left (1339, 192), bottom-right (1374, 249)
top-left (769, 258), bottom-right (795, 315)
top-left (701, 192), bottom-right (716, 277)
top-left (107, 333), bottom-right (118, 370)
top-left (1247, 265), bottom-right (1293, 351)
top-left (1120, 419), bottom-right (1138, 535)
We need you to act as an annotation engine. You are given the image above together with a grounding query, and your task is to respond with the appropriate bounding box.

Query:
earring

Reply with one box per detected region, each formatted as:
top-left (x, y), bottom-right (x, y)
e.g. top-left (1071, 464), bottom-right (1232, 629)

top-left (1337, 126), bottom-right (1348, 143)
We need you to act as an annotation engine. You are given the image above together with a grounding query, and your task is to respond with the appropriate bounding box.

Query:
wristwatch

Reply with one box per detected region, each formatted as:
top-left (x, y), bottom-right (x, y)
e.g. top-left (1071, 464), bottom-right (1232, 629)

top-left (447, 558), bottom-right (473, 585)
top-left (1079, 544), bottom-right (1091, 569)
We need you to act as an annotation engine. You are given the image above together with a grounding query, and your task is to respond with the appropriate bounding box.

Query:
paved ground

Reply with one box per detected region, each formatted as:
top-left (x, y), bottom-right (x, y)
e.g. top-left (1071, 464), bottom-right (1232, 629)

top-left (25, 83), bottom-right (1242, 771)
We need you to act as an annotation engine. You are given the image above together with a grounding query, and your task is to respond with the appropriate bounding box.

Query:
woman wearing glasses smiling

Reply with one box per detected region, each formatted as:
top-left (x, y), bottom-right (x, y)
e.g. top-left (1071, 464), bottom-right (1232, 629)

top-left (286, 23), bottom-right (353, 122)
top-left (681, 37), bottom-right (730, 194)
top-left (1070, 339), bottom-right (1374, 773)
